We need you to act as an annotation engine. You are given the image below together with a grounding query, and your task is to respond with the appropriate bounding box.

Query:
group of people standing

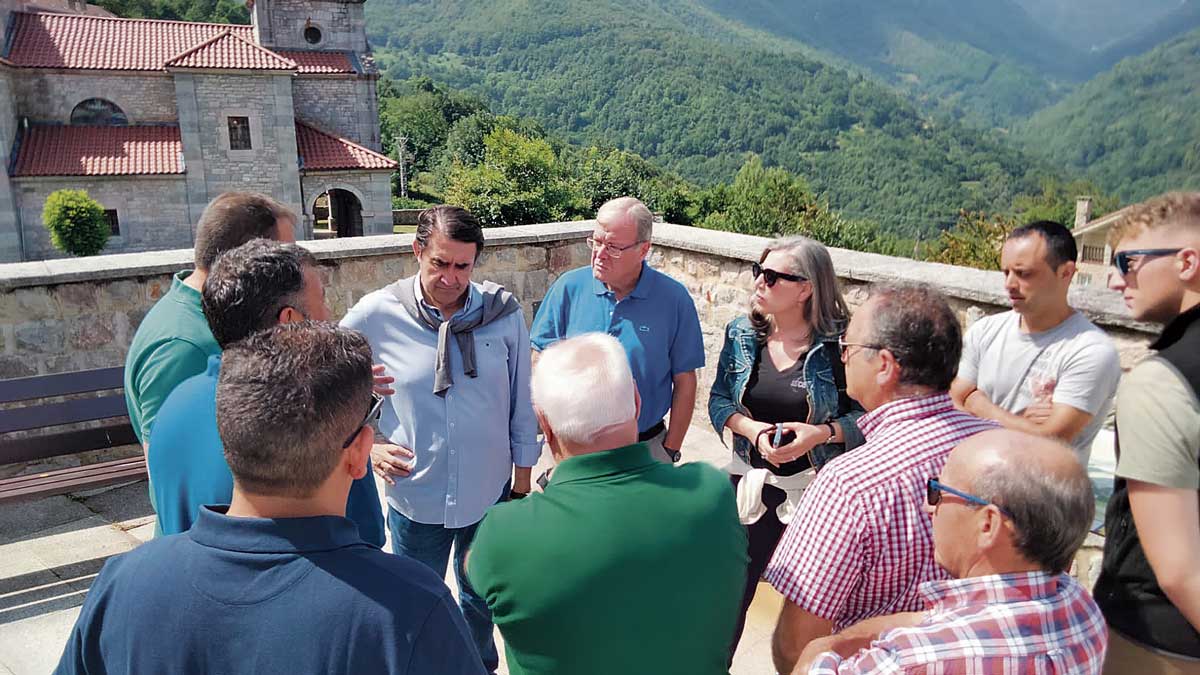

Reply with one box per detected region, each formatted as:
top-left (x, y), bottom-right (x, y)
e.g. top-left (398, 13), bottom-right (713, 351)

top-left (50, 189), bottom-right (1200, 675)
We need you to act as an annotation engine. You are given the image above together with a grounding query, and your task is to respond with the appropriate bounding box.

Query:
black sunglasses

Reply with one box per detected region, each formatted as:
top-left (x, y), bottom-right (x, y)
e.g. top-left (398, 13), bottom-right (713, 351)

top-left (343, 393), bottom-right (385, 448)
top-left (927, 478), bottom-right (1012, 518)
top-left (1111, 248), bottom-right (1182, 276)
top-left (751, 261), bottom-right (807, 287)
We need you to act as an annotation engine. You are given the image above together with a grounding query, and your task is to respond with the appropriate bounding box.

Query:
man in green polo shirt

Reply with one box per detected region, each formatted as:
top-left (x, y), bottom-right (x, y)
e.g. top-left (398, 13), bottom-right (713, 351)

top-left (468, 333), bottom-right (748, 675)
top-left (124, 191), bottom-right (296, 450)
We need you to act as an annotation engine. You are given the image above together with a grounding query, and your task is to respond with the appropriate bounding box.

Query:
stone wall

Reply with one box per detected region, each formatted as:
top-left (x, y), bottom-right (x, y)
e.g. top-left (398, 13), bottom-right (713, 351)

top-left (293, 76), bottom-right (381, 150)
top-left (255, 0), bottom-right (368, 52)
top-left (300, 170), bottom-right (393, 237)
top-left (12, 176), bottom-right (192, 261)
top-left (11, 71), bottom-right (177, 124)
top-left (0, 64), bottom-right (20, 263)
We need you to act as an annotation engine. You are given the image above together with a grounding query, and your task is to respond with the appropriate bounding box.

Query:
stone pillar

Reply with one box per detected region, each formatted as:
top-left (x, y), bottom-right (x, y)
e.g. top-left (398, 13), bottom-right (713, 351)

top-left (0, 65), bottom-right (23, 262)
top-left (251, 0), bottom-right (274, 47)
top-left (271, 74), bottom-right (304, 240)
top-left (173, 73), bottom-right (209, 234)
top-left (1074, 196), bottom-right (1093, 230)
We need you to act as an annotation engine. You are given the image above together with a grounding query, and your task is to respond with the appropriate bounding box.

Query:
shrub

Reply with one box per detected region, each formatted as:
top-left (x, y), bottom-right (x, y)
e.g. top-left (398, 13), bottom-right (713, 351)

top-left (42, 190), bottom-right (110, 257)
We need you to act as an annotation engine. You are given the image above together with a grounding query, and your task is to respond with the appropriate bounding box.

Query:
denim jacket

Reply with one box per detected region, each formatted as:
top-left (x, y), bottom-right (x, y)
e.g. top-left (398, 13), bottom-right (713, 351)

top-left (708, 315), bottom-right (866, 470)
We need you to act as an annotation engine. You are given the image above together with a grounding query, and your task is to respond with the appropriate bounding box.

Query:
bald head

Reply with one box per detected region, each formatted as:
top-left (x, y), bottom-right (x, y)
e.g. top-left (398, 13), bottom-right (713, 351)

top-left (943, 429), bottom-right (1093, 574)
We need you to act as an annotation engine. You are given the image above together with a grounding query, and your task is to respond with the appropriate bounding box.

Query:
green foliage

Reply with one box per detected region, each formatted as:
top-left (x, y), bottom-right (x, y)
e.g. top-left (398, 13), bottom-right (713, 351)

top-left (392, 196), bottom-right (432, 210)
top-left (930, 210), bottom-right (1017, 270)
top-left (42, 190), bottom-right (110, 257)
top-left (1016, 29), bottom-right (1200, 201)
top-left (366, 0), bottom-right (1051, 240)
top-left (444, 129), bottom-right (578, 227)
top-left (1010, 178), bottom-right (1120, 225)
top-left (93, 0), bottom-right (248, 23)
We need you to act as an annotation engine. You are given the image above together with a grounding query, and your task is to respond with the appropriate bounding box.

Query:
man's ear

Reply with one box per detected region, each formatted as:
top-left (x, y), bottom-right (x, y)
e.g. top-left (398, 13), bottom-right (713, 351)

top-left (1058, 260), bottom-right (1077, 283)
top-left (633, 386), bottom-right (642, 421)
top-left (535, 407), bottom-right (560, 456)
top-left (345, 426), bottom-right (372, 481)
top-left (976, 506), bottom-right (1007, 552)
top-left (411, 240), bottom-right (423, 259)
top-left (1179, 247), bottom-right (1200, 283)
top-left (278, 305), bottom-right (304, 325)
top-left (877, 349), bottom-right (900, 388)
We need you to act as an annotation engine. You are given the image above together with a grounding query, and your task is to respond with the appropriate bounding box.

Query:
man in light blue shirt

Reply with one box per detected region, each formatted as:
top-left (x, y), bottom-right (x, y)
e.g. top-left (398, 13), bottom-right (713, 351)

top-left (531, 196), bottom-right (705, 463)
top-left (342, 206), bottom-right (539, 675)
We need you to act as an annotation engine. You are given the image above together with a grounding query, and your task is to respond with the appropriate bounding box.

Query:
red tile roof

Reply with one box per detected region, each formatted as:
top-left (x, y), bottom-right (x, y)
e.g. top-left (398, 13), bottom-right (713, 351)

top-left (276, 50), bottom-right (357, 74)
top-left (12, 125), bottom-right (184, 177)
top-left (164, 30), bottom-right (296, 71)
top-left (6, 12), bottom-right (355, 74)
top-left (296, 121), bottom-right (396, 172)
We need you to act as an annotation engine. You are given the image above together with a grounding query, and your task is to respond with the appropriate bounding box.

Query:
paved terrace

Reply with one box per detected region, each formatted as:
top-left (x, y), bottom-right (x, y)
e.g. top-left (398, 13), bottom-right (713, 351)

top-left (0, 221), bottom-right (1147, 673)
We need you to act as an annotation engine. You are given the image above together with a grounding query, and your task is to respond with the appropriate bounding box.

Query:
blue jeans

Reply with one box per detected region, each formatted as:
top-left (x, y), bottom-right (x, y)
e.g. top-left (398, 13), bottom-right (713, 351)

top-left (387, 508), bottom-right (498, 673)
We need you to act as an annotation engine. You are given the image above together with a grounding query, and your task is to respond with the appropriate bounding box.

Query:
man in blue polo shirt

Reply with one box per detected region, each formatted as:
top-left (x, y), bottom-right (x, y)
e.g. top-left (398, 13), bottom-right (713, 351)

top-left (531, 196), bottom-right (705, 462)
top-left (56, 323), bottom-right (484, 675)
top-left (146, 240), bottom-right (385, 546)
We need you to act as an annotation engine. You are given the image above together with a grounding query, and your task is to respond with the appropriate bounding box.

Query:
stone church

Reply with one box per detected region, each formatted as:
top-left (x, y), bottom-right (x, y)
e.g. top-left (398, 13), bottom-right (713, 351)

top-left (0, 0), bottom-right (396, 262)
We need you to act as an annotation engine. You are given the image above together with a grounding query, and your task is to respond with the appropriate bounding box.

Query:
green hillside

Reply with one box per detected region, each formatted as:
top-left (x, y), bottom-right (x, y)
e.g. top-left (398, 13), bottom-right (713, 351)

top-left (365, 0), bottom-right (1050, 238)
top-left (1016, 28), bottom-right (1200, 201)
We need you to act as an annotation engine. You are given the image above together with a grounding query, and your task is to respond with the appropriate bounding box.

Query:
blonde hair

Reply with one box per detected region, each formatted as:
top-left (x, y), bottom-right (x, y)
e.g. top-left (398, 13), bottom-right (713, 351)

top-left (1110, 192), bottom-right (1200, 245)
top-left (750, 235), bottom-right (850, 339)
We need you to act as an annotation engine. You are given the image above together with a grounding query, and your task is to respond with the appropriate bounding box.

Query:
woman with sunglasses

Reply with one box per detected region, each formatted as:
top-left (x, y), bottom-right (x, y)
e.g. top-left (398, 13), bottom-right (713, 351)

top-left (708, 235), bottom-right (866, 661)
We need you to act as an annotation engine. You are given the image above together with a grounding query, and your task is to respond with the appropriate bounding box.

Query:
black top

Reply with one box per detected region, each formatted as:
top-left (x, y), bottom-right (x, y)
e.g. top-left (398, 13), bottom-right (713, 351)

top-left (742, 348), bottom-right (812, 475)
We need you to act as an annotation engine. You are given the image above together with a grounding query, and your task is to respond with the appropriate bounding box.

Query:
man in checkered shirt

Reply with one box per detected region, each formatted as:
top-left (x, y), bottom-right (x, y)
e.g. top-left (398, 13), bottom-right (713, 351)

top-left (796, 428), bottom-right (1107, 674)
top-left (765, 285), bottom-right (997, 672)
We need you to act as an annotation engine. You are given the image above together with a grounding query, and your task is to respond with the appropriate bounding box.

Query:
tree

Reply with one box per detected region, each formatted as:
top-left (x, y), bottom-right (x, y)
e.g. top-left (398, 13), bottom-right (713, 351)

top-left (698, 155), bottom-right (843, 239)
top-left (931, 210), bottom-right (1016, 270)
top-left (42, 190), bottom-right (110, 257)
top-left (443, 129), bottom-right (579, 226)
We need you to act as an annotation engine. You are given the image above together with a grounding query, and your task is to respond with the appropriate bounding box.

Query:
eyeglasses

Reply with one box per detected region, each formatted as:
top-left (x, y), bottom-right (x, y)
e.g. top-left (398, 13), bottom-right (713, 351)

top-left (1111, 248), bottom-right (1182, 276)
top-left (586, 236), bottom-right (645, 259)
top-left (927, 478), bottom-right (1012, 518)
top-left (837, 337), bottom-right (884, 360)
top-left (751, 262), bottom-right (807, 287)
top-left (342, 393), bottom-right (385, 448)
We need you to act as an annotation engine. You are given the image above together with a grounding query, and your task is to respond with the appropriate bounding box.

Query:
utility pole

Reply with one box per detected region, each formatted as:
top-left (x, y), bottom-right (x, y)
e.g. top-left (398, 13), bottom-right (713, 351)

top-left (394, 134), bottom-right (410, 199)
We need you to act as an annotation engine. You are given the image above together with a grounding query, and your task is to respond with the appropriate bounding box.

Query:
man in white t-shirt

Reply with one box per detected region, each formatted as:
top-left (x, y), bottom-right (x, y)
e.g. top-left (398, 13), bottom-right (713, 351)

top-left (951, 221), bottom-right (1121, 464)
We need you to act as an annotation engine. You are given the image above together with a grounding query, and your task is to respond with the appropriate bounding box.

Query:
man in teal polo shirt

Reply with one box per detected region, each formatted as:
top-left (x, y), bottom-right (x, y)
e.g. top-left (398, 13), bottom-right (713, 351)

top-left (124, 191), bottom-right (296, 450)
top-left (530, 196), bottom-right (704, 463)
top-left (468, 333), bottom-right (747, 675)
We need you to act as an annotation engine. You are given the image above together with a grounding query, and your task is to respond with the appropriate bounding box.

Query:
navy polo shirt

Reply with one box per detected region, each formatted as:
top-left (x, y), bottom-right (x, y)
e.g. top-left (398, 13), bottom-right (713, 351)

top-left (55, 507), bottom-right (486, 675)
top-left (147, 355), bottom-right (386, 547)
top-left (530, 263), bottom-right (705, 433)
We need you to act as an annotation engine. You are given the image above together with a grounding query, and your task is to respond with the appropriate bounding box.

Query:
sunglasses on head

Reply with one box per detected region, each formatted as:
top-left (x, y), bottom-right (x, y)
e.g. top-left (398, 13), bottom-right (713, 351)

top-left (751, 261), bottom-right (807, 287)
top-left (1111, 248), bottom-right (1182, 276)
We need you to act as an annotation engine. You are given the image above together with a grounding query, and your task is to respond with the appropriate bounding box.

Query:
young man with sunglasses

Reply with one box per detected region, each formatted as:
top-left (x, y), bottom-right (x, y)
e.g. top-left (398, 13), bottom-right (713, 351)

top-left (530, 196), bottom-right (705, 464)
top-left (57, 324), bottom-right (485, 675)
top-left (795, 429), bottom-right (1106, 673)
top-left (1094, 192), bottom-right (1200, 673)
top-left (146, 240), bottom-right (385, 545)
top-left (951, 220), bottom-right (1121, 465)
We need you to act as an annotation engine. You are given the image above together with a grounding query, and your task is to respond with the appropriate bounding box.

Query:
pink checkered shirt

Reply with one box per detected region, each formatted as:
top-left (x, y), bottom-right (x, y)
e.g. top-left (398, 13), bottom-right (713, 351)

top-left (765, 393), bottom-right (996, 630)
top-left (807, 571), bottom-right (1108, 674)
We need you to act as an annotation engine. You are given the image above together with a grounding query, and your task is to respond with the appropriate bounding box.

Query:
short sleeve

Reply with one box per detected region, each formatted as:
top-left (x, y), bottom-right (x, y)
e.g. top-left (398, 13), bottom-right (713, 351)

top-left (1114, 357), bottom-right (1200, 490)
top-left (764, 469), bottom-right (867, 621)
top-left (1050, 337), bottom-right (1121, 417)
top-left (669, 287), bottom-right (705, 374)
top-left (956, 319), bottom-right (983, 385)
top-left (529, 276), bottom-right (568, 352)
top-left (132, 340), bottom-right (210, 443)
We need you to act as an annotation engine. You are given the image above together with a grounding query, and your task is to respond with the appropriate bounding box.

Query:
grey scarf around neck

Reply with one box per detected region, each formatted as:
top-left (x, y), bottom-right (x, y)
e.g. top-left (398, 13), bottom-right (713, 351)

top-left (391, 275), bottom-right (521, 397)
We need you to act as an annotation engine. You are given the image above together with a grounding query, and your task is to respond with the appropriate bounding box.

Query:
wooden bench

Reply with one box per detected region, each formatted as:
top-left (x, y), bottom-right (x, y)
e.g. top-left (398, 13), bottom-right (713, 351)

top-left (0, 366), bottom-right (143, 504)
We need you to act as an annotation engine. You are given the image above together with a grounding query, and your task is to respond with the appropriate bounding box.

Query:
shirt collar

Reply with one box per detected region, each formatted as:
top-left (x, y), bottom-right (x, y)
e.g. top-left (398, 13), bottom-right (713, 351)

top-left (415, 277), bottom-right (478, 321)
top-left (205, 353), bottom-right (222, 376)
top-left (187, 505), bottom-right (367, 554)
top-left (548, 442), bottom-right (657, 486)
top-left (856, 392), bottom-right (955, 438)
top-left (1151, 301), bottom-right (1200, 351)
top-left (591, 262), bottom-right (654, 299)
top-left (919, 571), bottom-right (1063, 612)
top-left (171, 270), bottom-right (201, 304)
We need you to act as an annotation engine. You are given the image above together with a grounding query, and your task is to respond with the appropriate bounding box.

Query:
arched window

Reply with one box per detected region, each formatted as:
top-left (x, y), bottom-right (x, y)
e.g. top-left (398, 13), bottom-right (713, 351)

top-left (70, 99), bottom-right (128, 126)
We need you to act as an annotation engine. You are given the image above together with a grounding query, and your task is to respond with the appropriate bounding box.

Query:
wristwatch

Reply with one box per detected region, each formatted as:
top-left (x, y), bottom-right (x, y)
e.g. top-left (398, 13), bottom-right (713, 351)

top-left (824, 422), bottom-right (837, 443)
top-left (663, 445), bottom-right (682, 463)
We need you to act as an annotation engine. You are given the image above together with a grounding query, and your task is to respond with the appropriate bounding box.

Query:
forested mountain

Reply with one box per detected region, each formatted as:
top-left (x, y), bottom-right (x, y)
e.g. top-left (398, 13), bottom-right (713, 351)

top-left (1011, 0), bottom-right (1181, 51)
top-left (365, 0), bottom-right (1052, 238)
top-left (1015, 28), bottom-right (1200, 201)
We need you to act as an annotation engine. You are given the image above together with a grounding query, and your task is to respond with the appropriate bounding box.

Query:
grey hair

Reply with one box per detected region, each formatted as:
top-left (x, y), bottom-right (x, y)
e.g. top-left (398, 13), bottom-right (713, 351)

top-left (867, 284), bottom-right (961, 391)
top-left (531, 333), bottom-right (637, 446)
top-left (597, 196), bottom-right (654, 242)
top-left (973, 456), bottom-right (1095, 574)
top-left (750, 235), bottom-right (850, 339)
